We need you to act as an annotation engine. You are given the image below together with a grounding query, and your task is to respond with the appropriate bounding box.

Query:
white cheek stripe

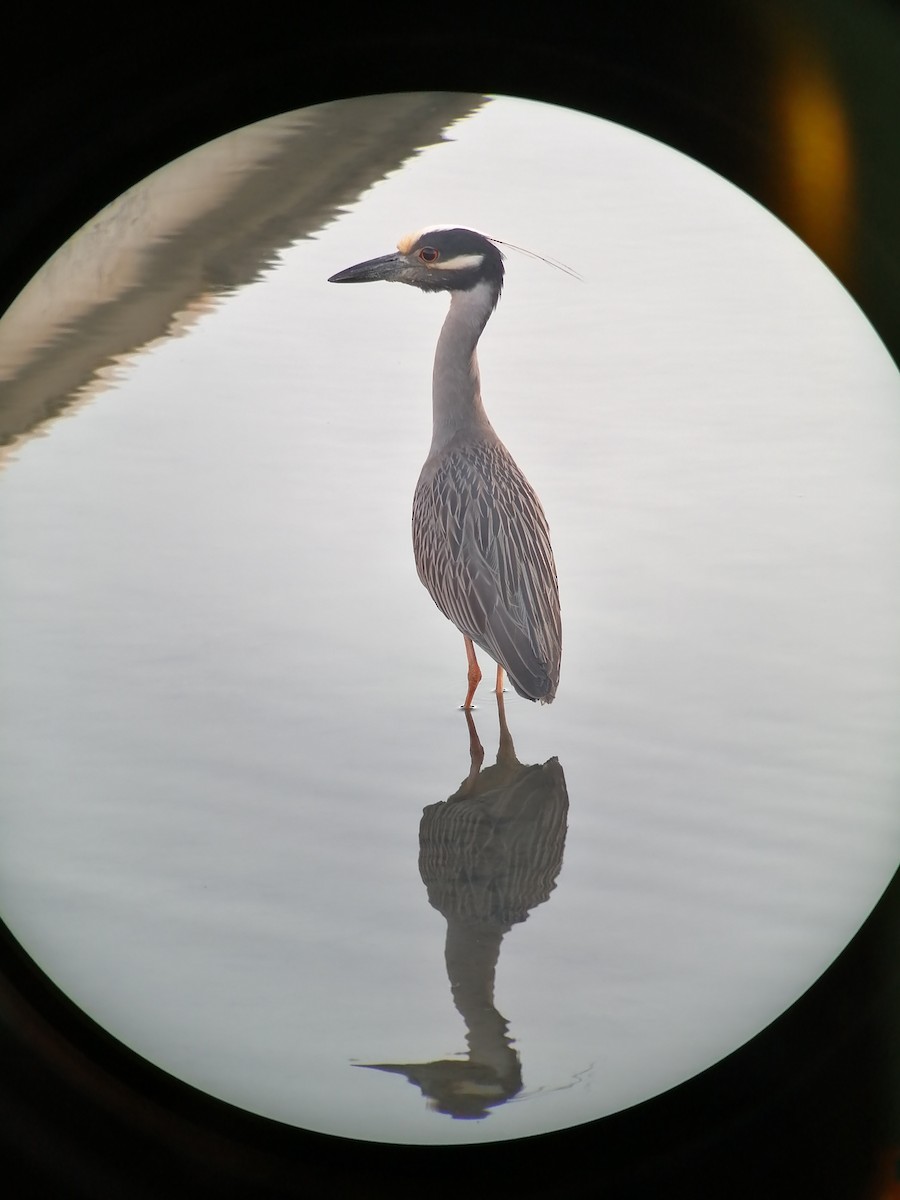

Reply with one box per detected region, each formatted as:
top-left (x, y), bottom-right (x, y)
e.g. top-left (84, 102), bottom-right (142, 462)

top-left (430, 253), bottom-right (485, 271)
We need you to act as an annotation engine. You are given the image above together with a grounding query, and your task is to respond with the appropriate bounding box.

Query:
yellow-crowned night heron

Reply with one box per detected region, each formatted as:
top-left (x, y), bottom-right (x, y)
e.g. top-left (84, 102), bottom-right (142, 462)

top-left (329, 226), bottom-right (561, 708)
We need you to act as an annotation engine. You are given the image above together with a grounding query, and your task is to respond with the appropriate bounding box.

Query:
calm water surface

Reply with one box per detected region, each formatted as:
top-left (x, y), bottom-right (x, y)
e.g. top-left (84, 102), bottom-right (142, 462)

top-left (1, 95), bottom-right (900, 1144)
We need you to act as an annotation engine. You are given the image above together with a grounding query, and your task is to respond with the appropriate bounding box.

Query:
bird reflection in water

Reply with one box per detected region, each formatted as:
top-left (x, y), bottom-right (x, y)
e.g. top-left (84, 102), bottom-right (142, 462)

top-left (359, 693), bottom-right (568, 1120)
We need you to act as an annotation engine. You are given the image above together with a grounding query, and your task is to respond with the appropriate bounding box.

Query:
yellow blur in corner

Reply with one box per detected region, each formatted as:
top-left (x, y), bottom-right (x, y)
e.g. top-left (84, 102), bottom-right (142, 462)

top-left (773, 32), bottom-right (854, 281)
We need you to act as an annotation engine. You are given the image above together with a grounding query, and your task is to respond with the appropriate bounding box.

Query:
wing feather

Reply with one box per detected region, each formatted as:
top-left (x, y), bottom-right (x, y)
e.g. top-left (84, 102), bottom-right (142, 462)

top-left (412, 438), bottom-right (561, 702)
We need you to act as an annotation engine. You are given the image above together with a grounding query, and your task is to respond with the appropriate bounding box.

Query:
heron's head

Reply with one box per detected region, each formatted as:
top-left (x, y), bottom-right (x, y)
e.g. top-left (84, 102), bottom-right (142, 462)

top-left (328, 226), bottom-right (505, 296)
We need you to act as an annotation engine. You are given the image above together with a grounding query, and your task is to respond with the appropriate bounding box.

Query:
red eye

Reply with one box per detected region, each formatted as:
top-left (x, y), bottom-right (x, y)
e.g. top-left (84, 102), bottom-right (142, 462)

top-left (418, 246), bottom-right (440, 263)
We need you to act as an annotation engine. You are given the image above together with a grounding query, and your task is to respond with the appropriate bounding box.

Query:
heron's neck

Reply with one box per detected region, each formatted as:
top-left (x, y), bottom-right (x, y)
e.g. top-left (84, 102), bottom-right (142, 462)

top-left (430, 280), bottom-right (499, 454)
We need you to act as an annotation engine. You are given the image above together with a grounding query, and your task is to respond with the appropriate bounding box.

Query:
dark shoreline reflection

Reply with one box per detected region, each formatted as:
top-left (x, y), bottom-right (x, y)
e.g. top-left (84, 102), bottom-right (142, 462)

top-left (360, 694), bottom-right (568, 1120)
top-left (0, 93), bottom-right (485, 451)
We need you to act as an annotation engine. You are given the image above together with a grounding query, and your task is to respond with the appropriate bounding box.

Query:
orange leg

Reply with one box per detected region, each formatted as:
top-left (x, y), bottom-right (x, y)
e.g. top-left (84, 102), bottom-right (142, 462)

top-left (495, 664), bottom-right (505, 695)
top-left (462, 636), bottom-right (482, 709)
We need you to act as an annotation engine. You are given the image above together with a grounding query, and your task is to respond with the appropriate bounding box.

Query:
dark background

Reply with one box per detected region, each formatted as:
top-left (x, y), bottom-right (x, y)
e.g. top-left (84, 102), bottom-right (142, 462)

top-left (2, 3), bottom-right (899, 1196)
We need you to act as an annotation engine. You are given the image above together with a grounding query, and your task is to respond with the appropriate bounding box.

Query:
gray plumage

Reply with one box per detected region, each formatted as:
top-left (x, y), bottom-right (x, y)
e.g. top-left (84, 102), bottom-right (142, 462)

top-left (413, 437), bottom-right (560, 702)
top-left (329, 225), bottom-right (561, 705)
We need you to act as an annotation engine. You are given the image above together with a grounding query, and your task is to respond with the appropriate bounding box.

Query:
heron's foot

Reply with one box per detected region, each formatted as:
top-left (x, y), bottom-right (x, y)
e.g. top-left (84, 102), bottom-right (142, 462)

top-left (462, 636), bottom-right (482, 709)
